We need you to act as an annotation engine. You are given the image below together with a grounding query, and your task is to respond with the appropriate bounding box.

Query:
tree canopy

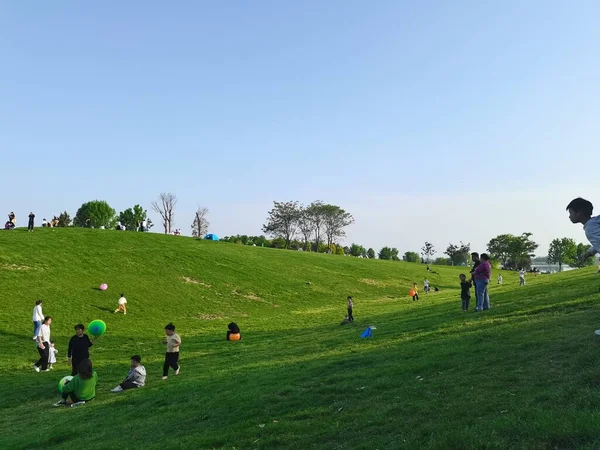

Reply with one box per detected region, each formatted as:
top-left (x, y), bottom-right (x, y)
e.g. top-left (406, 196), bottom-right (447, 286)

top-left (74, 200), bottom-right (116, 229)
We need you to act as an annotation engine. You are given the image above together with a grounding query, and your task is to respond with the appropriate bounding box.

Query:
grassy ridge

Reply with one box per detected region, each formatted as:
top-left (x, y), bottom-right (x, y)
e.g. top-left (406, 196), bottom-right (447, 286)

top-left (1, 228), bottom-right (600, 449)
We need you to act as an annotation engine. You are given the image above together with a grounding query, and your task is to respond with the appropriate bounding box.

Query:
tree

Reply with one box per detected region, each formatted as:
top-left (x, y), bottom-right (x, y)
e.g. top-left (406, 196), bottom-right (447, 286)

top-left (57, 211), bottom-right (71, 227)
top-left (445, 241), bottom-right (471, 266)
top-left (350, 243), bottom-right (366, 257)
top-left (367, 248), bottom-right (376, 259)
top-left (421, 242), bottom-right (436, 263)
top-left (403, 251), bottom-right (419, 263)
top-left (118, 205), bottom-right (147, 231)
top-left (434, 257), bottom-right (451, 265)
top-left (571, 243), bottom-right (596, 269)
top-left (379, 247), bottom-right (399, 261)
top-left (191, 207), bottom-right (210, 238)
top-left (487, 233), bottom-right (539, 270)
top-left (152, 193), bottom-right (177, 234)
top-left (297, 206), bottom-right (314, 251)
top-left (73, 200), bottom-right (116, 228)
top-left (547, 238), bottom-right (577, 272)
top-left (322, 204), bottom-right (355, 248)
top-left (262, 201), bottom-right (300, 249)
top-left (306, 201), bottom-right (325, 251)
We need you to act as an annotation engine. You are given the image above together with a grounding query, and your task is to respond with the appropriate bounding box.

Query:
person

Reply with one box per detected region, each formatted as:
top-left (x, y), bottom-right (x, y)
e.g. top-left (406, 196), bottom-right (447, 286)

top-left (28, 212), bottom-right (35, 232)
top-left (9, 212), bottom-right (16, 225)
top-left (163, 323), bottom-right (181, 380)
top-left (497, 274), bottom-right (503, 285)
top-left (424, 279), bottom-right (430, 294)
top-left (567, 198), bottom-right (600, 271)
top-left (42, 218), bottom-right (48, 227)
top-left (473, 253), bottom-right (492, 311)
top-left (68, 324), bottom-right (97, 376)
top-left (226, 322), bottom-right (241, 341)
top-left (48, 341), bottom-right (58, 370)
top-left (34, 316), bottom-right (52, 372)
top-left (141, 219), bottom-right (147, 232)
top-left (426, 264), bottom-right (431, 272)
top-left (412, 283), bottom-right (419, 301)
top-left (53, 359), bottom-right (97, 407)
top-left (459, 274), bottom-right (472, 311)
top-left (519, 269), bottom-right (526, 286)
top-left (347, 296), bottom-right (354, 322)
top-left (470, 252), bottom-right (481, 285)
top-left (32, 300), bottom-right (44, 341)
top-left (112, 355), bottom-right (146, 392)
top-left (115, 293), bottom-right (127, 314)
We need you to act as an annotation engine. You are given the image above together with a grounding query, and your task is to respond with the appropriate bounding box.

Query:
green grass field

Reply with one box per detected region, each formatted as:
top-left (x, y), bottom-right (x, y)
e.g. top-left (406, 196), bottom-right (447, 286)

top-left (2, 228), bottom-right (600, 449)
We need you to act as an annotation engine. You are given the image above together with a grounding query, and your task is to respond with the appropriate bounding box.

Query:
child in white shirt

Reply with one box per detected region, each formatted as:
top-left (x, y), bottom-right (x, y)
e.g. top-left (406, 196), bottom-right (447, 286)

top-left (115, 293), bottom-right (127, 314)
top-left (48, 341), bottom-right (58, 370)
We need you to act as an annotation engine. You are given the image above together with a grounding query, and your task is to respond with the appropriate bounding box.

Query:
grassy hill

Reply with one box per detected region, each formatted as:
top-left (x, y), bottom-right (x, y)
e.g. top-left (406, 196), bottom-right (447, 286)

top-left (2, 228), bottom-right (600, 449)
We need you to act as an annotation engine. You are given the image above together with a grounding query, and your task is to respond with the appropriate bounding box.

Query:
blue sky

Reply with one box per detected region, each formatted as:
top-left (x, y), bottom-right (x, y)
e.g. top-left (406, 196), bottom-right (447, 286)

top-left (2, 1), bottom-right (599, 254)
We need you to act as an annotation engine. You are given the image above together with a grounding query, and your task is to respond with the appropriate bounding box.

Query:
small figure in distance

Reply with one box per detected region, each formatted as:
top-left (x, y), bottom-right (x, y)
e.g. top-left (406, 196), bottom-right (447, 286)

top-left (412, 283), bottom-right (419, 301)
top-left (112, 355), bottom-right (146, 392)
top-left (424, 278), bottom-right (430, 294)
top-left (347, 296), bottom-right (354, 322)
top-left (115, 293), bottom-right (127, 315)
top-left (226, 322), bottom-right (241, 341)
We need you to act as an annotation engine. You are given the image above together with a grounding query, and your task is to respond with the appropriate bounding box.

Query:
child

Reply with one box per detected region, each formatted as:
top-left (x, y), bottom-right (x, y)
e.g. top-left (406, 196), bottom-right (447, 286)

top-left (567, 198), bottom-right (600, 265)
top-left (112, 355), bottom-right (146, 392)
top-left (412, 283), bottom-right (419, 301)
top-left (226, 322), bottom-right (241, 341)
top-left (68, 324), bottom-right (97, 376)
top-left (424, 279), bottom-right (430, 294)
top-left (459, 274), bottom-right (472, 311)
top-left (519, 269), bottom-right (526, 286)
top-left (53, 359), bottom-right (97, 407)
top-left (497, 274), bottom-right (503, 285)
top-left (163, 323), bottom-right (181, 380)
top-left (347, 296), bottom-right (354, 322)
top-left (115, 293), bottom-right (127, 314)
top-left (48, 341), bottom-right (58, 370)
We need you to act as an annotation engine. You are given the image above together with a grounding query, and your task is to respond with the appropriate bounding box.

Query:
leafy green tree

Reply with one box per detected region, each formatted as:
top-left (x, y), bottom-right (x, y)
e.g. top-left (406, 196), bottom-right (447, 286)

top-left (421, 242), bottom-right (436, 263)
top-left (379, 247), bottom-right (393, 260)
top-left (391, 248), bottom-right (400, 261)
top-left (74, 200), bottom-right (116, 229)
top-left (547, 238), bottom-right (577, 272)
top-left (119, 205), bottom-right (147, 231)
top-left (367, 248), bottom-right (376, 259)
top-left (262, 201), bottom-right (301, 249)
top-left (571, 243), bottom-right (596, 268)
top-left (297, 205), bottom-right (314, 251)
top-left (57, 211), bottom-right (71, 227)
top-left (445, 242), bottom-right (471, 266)
top-left (487, 233), bottom-right (539, 269)
top-left (434, 257), bottom-right (451, 265)
top-left (403, 251), bottom-right (419, 263)
top-left (322, 205), bottom-right (355, 248)
top-left (350, 243), bottom-right (366, 257)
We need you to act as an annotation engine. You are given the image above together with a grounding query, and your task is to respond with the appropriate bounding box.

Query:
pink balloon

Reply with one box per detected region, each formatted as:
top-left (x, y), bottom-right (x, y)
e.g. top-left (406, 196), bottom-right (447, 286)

top-left (100, 283), bottom-right (108, 291)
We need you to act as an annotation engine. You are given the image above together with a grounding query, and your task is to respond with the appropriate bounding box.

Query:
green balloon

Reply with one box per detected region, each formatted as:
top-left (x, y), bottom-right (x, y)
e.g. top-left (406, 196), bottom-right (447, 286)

top-left (88, 319), bottom-right (106, 336)
top-left (58, 375), bottom-right (73, 393)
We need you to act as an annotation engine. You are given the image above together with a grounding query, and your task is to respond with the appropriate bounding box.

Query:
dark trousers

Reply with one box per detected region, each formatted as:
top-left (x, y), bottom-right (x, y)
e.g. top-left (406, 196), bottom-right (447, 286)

top-left (413, 293), bottom-right (419, 301)
top-left (462, 297), bottom-right (470, 311)
top-left (120, 380), bottom-right (139, 390)
top-left (36, 342), bottom-right (50, 370)
top-left (28, 220), bottom-right (34, 230)
top-left (163, 352), bottom-right (179, 376)
top-left (347, 308), bottom-right (354, 322)
top-left (71, 359), bottom-right (84, 376)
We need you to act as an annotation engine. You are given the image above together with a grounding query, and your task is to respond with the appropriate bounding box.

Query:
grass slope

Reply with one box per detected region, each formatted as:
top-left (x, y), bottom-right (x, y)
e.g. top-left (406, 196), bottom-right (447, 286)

top-left (2, 228), bottom-right (600, 449)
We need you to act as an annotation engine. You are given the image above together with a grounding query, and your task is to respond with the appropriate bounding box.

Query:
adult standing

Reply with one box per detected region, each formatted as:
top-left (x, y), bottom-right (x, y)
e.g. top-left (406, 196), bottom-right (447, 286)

top-left (474, 254), bottom-right (492, 311)
top-left (28, 212), bottom-right (35, 232)
top-left (68, 324), bottom-right (96, 376)
top-left (470, 252), bottom-right (481, 285)
top-left (34, 316), bottom-right (52, 372)
top-left (32, 300), bottom-right (44, 340)
top-left (519, 269), bottom-right (526, 286)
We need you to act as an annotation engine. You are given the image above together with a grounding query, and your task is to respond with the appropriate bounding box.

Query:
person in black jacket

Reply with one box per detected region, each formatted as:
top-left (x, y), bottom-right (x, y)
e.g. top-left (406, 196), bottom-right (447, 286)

top-left (68, 324), bottom-right (97, 376)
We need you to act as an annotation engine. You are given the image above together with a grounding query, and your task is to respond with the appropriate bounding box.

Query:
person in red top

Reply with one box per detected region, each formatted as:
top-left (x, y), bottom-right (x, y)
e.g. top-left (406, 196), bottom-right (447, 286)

top-left (473, 253), bottom-right (492, 311)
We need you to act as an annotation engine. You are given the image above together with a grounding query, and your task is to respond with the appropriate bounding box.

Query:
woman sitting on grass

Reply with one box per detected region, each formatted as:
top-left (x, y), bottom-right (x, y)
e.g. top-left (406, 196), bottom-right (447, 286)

top-left (226, 322), bottom-right (241, 341)
top-left (54, 359), bottom-right (97, 407)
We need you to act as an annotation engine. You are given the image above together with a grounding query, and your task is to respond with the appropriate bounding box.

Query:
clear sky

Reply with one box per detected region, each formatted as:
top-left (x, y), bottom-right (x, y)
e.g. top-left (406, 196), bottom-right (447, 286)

top-left (2, 1), bottom-right (599, 255)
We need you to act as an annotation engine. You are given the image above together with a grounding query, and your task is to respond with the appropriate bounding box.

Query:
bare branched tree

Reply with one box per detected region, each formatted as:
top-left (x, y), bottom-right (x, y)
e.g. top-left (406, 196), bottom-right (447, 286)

top-left (191, 207), bottom-right (210, 238)
top-left (151, 193), bottom-right (177, 234)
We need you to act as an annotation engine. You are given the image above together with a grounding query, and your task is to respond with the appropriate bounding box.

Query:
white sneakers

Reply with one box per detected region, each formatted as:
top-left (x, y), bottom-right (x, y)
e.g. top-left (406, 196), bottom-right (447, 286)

top-left (34, 366), bottom-right (40, 372)
top-left (111, 386), bottom-right (123, 392)
top-left (175, 368), bottom-right (180, 376)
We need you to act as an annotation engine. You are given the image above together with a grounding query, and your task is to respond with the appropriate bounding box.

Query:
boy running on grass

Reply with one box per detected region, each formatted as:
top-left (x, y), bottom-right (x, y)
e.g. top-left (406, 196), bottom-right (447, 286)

top-left (567, 198), bottom-right (600, 272)
top-left (163, 323), bottom-right (181, 380)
